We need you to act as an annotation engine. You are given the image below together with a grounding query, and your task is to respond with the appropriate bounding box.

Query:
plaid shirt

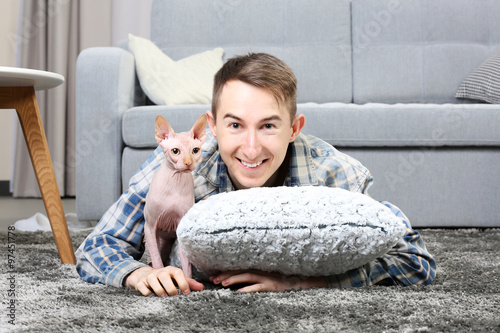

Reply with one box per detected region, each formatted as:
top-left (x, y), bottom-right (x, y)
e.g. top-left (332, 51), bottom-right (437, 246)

top-left (75, 133), bottom-right (436, 288)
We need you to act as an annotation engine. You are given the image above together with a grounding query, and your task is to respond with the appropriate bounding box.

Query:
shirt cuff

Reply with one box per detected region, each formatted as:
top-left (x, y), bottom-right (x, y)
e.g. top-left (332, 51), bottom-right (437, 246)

top-left (325, 270), bottom-right (363, 288)
top-left (102, 258), bottom-right (148, 288)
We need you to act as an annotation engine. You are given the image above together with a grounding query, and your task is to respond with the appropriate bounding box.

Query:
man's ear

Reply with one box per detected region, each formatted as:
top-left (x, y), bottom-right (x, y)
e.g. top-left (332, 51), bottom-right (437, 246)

top-left (206, 110), bottom-right (217, 140)
top-left (289, 114), bottom-right (305, 142)
top-left (155, 115), bottom-right (174, 144)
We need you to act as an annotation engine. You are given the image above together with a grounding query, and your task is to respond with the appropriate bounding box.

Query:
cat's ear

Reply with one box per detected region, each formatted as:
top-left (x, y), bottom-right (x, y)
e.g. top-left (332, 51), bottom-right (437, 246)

top-left (190, 114), bottom-right (207, 143)
top-left (155, 115), bottom-right (174, 144)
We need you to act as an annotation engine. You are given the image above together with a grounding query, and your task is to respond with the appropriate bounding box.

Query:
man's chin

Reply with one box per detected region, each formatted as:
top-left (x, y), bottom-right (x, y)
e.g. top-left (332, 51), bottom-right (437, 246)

top-left (231, 172), bottom-right (282, 190)
top-left (230, 175), bottom-right (268, 190)
top-left (233, 181), bottom-right (264, 190)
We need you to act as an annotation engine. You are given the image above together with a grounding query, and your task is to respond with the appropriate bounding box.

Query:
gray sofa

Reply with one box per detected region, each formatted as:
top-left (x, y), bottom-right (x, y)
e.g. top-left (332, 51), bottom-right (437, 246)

top-left (76, 0), bottom-right (500, 227)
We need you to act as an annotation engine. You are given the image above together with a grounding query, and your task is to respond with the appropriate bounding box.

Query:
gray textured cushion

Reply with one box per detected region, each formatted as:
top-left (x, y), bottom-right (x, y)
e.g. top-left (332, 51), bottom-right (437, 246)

top-left (176, 186), bottom-right (407, 277)
top-left (456, 48), bottom-right (500, 104)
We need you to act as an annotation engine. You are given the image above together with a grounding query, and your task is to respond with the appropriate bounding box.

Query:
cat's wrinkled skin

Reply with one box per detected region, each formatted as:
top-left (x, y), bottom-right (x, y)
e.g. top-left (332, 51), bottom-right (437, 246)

top-left (144, 114), bottom-right (207, 278)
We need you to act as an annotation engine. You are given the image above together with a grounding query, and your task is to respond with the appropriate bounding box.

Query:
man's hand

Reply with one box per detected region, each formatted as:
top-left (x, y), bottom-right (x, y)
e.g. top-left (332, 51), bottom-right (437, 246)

top-left (209, 270), bottom-right (327, 292)
top-left (124, 266), bottom-right (204, 297)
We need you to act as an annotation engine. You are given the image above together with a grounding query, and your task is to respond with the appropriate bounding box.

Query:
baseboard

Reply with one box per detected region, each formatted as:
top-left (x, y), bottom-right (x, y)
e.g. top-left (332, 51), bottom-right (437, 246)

top-left (0, 181), bottom-right (11, 196)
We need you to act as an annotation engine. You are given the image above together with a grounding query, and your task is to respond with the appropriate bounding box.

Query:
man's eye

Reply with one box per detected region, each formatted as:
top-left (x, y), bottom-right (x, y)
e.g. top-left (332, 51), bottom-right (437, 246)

top-left (264, 124), bottom-right (274, 129)
top-left (171, 148), bottom-right (180, 155)
top-left (192, 148), bottom-right (200, 154)
top-left (230, 123), bottom-right (240, 129)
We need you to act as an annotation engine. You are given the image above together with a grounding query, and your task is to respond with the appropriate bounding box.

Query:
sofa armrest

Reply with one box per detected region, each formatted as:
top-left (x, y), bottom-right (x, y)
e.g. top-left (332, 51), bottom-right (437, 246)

top-left (76, 47), bottom-right (138, 221)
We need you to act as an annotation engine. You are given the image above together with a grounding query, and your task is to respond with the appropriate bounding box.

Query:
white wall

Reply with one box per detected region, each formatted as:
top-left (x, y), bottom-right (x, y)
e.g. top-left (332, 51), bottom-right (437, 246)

top-left (111, 0), bottom-right (152, 45)
top-left (0, 0), bottom-right (20, 182)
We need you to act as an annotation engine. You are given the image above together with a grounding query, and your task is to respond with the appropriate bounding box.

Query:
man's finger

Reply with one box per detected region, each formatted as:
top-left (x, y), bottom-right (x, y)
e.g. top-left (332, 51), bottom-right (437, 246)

top-left (211, 270), bottom-right (244, 284)
top-left (224, 272), bottom-right (256, 285)
top-left (237, 283), bottom-right (264, 293)
top-left (188, 278), bottom-right (205, 291)
top-left (135, 281), bottom-right (153, 296)
top-left (146, 273), bottom-right (170, 296)
top-left (170, 269), bottom-right (191, 295)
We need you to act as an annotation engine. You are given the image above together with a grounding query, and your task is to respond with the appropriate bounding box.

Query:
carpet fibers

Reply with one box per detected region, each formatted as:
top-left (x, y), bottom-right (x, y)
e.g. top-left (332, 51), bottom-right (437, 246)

top-left (1, 228), bottom-right (499, 332)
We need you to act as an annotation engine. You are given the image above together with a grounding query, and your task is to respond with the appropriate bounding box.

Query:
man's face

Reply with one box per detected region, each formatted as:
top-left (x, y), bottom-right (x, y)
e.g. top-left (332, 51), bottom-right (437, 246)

top-left (207, 80), bottom-right (304, 190)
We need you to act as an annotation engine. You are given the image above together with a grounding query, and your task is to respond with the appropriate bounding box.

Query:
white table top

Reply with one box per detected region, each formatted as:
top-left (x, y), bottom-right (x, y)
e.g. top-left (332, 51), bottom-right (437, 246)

top-left (0, 66), bottom-right (64, 91)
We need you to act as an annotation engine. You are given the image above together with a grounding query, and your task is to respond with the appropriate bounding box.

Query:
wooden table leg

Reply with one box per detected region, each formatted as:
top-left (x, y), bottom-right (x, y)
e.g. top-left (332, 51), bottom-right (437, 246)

top-left (0, 86), bottom-right (76, 264)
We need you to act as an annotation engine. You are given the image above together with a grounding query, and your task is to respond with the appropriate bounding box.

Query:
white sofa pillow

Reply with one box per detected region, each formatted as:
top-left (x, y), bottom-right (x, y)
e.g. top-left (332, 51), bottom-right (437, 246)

top-left (176, 186), bottom-right (407, 277)
top-left (128, 34), bottom-right (223, 105)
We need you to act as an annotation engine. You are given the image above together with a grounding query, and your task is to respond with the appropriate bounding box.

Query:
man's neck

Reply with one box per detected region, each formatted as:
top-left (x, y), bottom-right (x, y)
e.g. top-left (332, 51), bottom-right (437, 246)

top-left (271, 143), bottom-right (292, 187)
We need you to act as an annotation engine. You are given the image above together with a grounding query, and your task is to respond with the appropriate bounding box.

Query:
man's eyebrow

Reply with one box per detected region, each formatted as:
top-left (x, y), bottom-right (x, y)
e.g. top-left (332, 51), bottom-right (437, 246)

top-left (222, 113), bottom-right (242, 121)
top-left (260, 115), bottom-right (283, 123)
top-left (222, 114), bottom-right (283, 123)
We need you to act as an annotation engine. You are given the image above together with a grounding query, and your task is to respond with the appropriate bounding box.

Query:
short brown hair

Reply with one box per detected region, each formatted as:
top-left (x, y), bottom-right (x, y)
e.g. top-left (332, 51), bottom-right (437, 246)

top-left (211, 53), bottom-right (297, 123)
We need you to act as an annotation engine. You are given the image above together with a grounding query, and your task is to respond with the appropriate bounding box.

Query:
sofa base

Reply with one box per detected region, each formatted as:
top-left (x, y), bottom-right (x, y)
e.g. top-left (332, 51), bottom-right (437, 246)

top-left (121, 146), bottom-right (499, 228)
top-left (342, 147), bottom-right (499, 227)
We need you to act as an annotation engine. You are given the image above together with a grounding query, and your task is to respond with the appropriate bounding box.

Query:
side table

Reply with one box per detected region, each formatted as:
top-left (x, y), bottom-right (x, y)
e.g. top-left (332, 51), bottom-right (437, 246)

top-left (0, 66), bottom-right (75, 264)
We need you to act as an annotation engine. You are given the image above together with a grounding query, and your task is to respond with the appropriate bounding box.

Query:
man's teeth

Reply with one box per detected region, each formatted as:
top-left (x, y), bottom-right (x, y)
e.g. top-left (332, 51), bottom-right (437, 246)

top-left (241, 160), bottom-right (263, 168)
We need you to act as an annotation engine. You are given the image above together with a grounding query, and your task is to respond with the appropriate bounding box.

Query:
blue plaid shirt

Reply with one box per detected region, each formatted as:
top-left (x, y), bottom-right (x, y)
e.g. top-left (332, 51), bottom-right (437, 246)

top-left (75, 133), bottom-right (436, 288)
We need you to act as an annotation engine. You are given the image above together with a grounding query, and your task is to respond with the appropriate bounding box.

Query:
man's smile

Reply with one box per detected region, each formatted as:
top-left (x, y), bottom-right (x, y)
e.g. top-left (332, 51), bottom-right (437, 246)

top-left (238, 158), bottom-right (266, 169)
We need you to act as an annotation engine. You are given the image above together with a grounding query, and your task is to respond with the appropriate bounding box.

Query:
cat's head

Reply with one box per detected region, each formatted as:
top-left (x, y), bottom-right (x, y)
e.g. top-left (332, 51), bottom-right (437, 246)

top-left (155, 114), bottom-right (207, 172)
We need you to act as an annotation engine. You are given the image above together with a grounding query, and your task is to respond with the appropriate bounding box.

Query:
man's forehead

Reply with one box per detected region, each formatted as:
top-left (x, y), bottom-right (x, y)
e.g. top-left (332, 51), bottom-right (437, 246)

top-left (216, 80), bottom-right (292, 123)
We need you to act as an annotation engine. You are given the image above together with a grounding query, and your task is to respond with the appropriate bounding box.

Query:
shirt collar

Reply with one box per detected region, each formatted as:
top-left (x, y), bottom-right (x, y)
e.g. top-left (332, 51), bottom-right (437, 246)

top-left (195, 133), bottom-right (234, 193)
top-left (285, 133), bottom-right (319, 186)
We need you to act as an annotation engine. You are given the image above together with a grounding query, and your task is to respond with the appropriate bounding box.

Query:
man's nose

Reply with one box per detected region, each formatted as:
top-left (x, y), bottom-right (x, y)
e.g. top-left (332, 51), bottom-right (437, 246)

top-left (241, 130), bottom-right (262, 159)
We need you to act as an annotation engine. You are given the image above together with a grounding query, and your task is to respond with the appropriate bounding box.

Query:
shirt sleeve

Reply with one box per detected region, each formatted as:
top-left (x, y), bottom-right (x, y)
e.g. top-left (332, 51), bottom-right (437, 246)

top-left (325, 201), bottom-right (437, 288)
top-left (75, 147), bottom-right (164, 287)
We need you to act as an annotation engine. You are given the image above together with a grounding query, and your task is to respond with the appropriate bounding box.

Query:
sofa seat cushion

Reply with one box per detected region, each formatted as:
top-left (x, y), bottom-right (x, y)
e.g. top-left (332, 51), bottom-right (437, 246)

top-left (122, 103), bottom-right (500, 149)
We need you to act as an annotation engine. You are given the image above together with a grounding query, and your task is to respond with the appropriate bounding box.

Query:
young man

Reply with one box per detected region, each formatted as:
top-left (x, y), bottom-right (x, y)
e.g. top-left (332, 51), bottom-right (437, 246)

top-left (76, 53), bottom-right (436, 297)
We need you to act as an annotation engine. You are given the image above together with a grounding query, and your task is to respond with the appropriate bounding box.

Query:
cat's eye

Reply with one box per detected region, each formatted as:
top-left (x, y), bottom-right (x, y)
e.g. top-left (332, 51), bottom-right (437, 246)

top-left (192, 148), bottom-right (200, 154)
top-left (171, 148), bottom-right (180, 155)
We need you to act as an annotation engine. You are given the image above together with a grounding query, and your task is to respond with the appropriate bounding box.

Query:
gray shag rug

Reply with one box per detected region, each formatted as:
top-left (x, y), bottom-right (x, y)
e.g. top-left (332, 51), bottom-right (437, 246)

top-left (1, 228), bottom-right (499, 332)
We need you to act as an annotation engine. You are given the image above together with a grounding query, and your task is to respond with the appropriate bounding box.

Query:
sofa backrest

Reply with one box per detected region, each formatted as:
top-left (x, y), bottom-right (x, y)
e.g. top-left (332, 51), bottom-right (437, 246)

top-left (150, 0), bottom-right (500, 105)
top-left (351, 0), bottom-right (500, 104)
top-left (150, 0), bottom-right (353, 103)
